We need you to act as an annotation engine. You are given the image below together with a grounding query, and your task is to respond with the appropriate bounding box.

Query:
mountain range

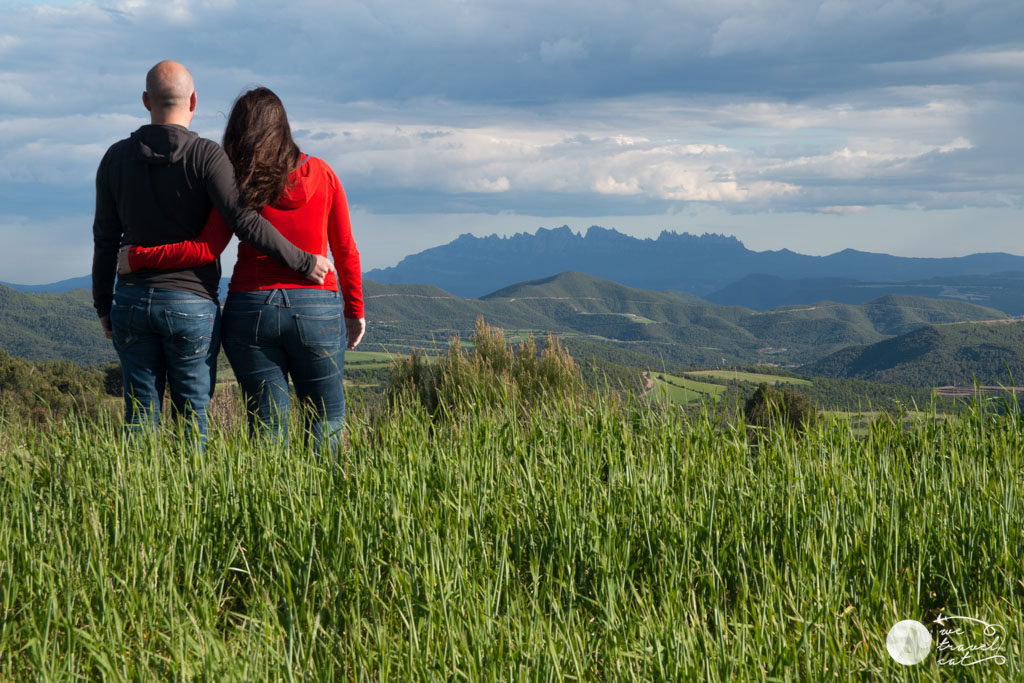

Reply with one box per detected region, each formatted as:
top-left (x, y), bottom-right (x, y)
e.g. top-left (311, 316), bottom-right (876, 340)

top-left (365, 226), bottom-right (1024, 298)
top-left (10, 227), bottom-right (1024, 312)
top-left (5, 227), bottom-right (1024, 388)
top-left (705, 272), bottom-right (1024, 314)
top-left (0, 275), bottom-right (91, 294)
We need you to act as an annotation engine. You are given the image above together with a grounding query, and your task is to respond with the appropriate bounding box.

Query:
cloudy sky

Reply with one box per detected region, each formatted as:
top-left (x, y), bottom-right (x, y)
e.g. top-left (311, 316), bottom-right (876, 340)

top-left (2, 0), bottom-right (1023, 284)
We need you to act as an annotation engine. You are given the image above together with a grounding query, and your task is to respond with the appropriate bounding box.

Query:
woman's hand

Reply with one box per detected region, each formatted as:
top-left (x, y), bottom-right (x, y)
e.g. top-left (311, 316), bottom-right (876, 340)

top-left (345, 317), bottom-right (365, 350)
top-left (305, 254), bottom-right (335, 284)
top-left (117, 245), bottom-right (134, 275)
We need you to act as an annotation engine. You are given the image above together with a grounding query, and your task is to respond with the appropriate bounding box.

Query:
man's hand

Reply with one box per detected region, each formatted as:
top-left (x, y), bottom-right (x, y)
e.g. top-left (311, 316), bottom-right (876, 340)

top-left (345, 317), bottom-right (365, 349)
top-left (99, 314), bottom-right (113, 340)
top-left (117, 245), bottom-right (134, 275)
top-left (306, 255), bottom-right (335, 284)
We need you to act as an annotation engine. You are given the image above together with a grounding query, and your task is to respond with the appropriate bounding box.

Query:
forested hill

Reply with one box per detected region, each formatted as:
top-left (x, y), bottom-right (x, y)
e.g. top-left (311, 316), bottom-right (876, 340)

top-left (482, 271), bottom-right (698, 307)
top-left (348, 274), bottom-right (1011, 367)
top-left (0, 285), bottom-right (115, 365)
top-left (364, 226), bottom-right (1024, 298)
top-left (800, 321), bottom-right (1024, 387)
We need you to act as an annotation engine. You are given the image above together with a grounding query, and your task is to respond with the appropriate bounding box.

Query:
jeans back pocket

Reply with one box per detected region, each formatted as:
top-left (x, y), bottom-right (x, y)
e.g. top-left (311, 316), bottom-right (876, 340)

top-left (111, 302), bottom-right (144, 350)
top-left (164, 310), bottom-right (215, 360)
top-left (295, 313), bottom-right (342, 354)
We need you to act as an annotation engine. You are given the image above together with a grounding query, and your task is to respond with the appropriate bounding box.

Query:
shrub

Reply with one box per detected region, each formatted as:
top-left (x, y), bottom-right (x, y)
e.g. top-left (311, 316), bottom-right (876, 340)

top-left (387, 317), bottom-right (583, 417)
top-left (0, 348), bottom-right (110, 425)
top-left (743, 382), bottom-right (818, 435)
top-left (102, 363), bottom-right (123, 396)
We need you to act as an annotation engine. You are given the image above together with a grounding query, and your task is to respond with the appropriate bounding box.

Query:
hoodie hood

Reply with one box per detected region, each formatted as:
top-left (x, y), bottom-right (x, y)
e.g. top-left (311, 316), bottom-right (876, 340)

top-left (131, 124), bottom-right (198, 165)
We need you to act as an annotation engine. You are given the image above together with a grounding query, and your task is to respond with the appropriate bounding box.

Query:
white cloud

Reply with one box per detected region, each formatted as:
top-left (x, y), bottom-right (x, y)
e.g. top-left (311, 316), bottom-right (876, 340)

top-left (0, 88), bottom-right (1015, 219)
top-left (819, 205), bottom-right (868, 214)
top-left (0, 113), bottom-right (145, 184)
top-left (295, 118), bottom-right (803, 203)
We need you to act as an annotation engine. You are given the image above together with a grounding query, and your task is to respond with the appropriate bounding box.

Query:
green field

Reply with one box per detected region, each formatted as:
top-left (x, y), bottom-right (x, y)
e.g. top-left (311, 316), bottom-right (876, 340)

top-left (687, 369), bottom-right (813, 386)
top-left (650, 372), bottom-right (727, 404)
top-left (345, 350), bottom-right (437, 370)
top-left (345, 350), bottom-right (401, 363)
top-left (344, 350), bottom-right (404, 370)
top-left (1, 393), bottom-right (1020, 679)
top-left (501, 328), bottom-right (549, 342)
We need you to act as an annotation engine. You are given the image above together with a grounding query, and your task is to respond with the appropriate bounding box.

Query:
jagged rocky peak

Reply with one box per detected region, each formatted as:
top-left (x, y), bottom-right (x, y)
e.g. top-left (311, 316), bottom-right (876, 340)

top-left (655, 230), bottom-right (744, 246)
top-left (583, 225), bottom-right (634, 241)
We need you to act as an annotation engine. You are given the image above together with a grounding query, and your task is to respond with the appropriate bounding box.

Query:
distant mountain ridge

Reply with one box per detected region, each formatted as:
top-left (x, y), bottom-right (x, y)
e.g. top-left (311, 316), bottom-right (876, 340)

top-left (0, 275), bottom-right (91, 293)
top-left (706, 272), bottom-right (1024, 315)
top-left (365, 226), bottom-right (1024, 298)
top-left (10, 228), bottom-right (1024, 306)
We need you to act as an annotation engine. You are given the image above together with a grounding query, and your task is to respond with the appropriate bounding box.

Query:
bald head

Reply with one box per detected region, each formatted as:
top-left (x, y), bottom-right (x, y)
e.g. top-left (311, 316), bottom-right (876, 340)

top-left (144, 60), bottom-right (196, 124)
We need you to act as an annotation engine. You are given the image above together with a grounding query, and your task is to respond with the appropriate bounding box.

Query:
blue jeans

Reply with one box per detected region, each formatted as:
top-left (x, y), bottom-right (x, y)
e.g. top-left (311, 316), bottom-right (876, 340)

top-left (110, 285), bottom-right (220, 445)
top-left (222, 289), bottom-right (346, 453)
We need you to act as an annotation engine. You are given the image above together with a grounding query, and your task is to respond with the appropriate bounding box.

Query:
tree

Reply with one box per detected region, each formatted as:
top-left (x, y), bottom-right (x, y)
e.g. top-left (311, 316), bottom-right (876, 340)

top-left (743, 382), bottom-right (818, 434)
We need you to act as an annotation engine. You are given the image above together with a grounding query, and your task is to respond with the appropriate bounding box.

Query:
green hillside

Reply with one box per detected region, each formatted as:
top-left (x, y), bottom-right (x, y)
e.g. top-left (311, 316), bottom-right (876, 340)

top-left (0, 274), bottom-right (1010, 371)
top-left (483, 271), bottom-right (688, 309)
top-left (801, 321), bottom-right (1024, 387)
top-left (367, 274), bottom-right (759, 366)
top-left (477, 274), bottom-right (1005, 366)
top-left (0, 285), bottom-right (115, 365)
top-left (741, 294), bottom-right (1007, 355)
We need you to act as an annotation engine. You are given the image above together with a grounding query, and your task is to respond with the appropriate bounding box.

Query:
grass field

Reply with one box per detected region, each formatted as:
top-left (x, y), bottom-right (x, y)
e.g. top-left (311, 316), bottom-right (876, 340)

top-left (687, 369), bottom-right (813, 386)
top-left (345, 350), bottom-right (437, 370)
top-left (823, 409), bottom-right (955, 435)
top-left (650, 372), bottom-right (727, 405)
top-left (0, 394), bottom-right (1020, 679)
top-left (345, 350), bottom-right (403, 363)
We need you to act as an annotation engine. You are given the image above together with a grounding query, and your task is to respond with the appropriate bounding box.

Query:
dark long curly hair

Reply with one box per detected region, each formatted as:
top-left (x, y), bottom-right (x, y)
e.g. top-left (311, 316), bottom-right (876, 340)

top-left (222, 87), bottom-right (301, 209)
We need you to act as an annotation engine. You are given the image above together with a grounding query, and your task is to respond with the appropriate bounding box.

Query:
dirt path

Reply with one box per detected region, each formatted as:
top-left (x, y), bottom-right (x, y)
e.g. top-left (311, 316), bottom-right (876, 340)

top-left (641, 371), bottom-right (655, 396)
top-left (933, 317), bottom-right (1024, 326)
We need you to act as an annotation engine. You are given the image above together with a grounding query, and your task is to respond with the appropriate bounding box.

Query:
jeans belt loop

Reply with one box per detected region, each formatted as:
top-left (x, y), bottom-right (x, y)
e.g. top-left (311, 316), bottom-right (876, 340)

top-left (281, 288), bottom-right (291, 307)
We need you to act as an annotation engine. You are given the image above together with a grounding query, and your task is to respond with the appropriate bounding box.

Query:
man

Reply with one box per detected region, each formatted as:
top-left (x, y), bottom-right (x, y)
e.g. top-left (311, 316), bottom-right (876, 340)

top-left (92, 60), bottom-right (334, 445)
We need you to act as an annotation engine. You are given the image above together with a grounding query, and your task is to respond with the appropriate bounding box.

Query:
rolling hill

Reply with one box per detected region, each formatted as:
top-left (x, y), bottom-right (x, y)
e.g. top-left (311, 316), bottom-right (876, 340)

top-left (0, 274), bottom-right (1011, 371)
top-left (801, 321), bottom-right (1024, 387)
top-left (366, 272), bottom-right (1008, 367)
top-left (0, 285), bottom-right (116, 365)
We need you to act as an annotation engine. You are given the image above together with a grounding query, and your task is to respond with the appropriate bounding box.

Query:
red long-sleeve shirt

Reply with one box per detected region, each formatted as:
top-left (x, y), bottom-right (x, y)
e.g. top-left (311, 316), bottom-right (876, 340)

top-left (128, 155), bottom-right (364, 318)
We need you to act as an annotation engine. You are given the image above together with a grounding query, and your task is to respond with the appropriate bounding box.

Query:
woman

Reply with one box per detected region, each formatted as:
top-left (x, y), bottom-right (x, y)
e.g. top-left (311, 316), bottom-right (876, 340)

top-left (121, 87), bottom-right (364, 452)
